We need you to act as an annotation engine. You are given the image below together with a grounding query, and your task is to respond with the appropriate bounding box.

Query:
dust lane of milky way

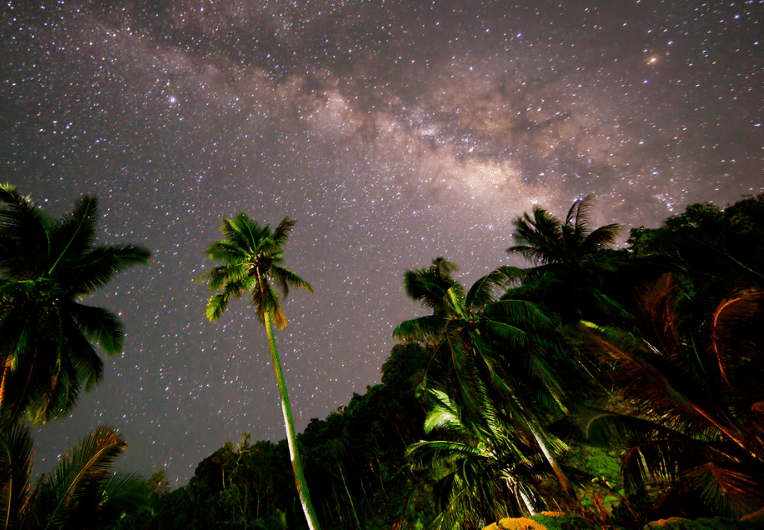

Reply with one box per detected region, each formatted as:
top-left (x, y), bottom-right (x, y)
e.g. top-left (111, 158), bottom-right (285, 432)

top-left (1, 0), bottom-right (762, 484)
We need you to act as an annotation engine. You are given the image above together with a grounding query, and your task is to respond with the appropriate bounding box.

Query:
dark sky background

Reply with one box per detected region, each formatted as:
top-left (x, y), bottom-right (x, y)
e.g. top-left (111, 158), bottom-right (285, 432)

top-left (1, 0), bottom-right (762, 485)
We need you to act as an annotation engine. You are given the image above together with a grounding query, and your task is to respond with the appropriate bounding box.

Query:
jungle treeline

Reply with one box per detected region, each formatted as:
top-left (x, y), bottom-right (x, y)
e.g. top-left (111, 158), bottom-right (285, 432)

top-left (3, 186), bottom-right (764, 530)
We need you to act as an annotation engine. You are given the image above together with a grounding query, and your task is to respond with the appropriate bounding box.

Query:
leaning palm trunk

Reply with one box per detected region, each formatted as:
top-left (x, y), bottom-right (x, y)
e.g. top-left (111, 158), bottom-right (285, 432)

top-left (526, 422), bottom-right (573, 495)
top-left (264, 311), bottom-right (322, 530)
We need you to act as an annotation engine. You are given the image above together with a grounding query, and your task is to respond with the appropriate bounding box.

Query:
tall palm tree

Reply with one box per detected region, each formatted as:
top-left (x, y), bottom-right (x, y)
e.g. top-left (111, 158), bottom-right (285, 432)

top-left (196, 213), bottom-right (321, 530)
top-left (0, 419), bottom-right (147, 530)
top-left (581, 274), bottom-right (764, 518)
top-left (0, 184), bottom-right (150, 424)
top-left (394, 264), bottom-right (573, 496)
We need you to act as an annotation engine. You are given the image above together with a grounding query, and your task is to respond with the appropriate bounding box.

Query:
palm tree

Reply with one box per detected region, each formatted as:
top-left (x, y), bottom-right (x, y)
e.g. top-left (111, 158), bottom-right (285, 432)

top-left (196, 213), bottom-right (321, 530)
top-left (407, 389), bottom-right (555, 528)
top-left (394, 264), bottom-right (574, 496)
top-left (0, 184), bottom-right (150, 424)
top-left (403, 257), bottom-right (461, 317)
top-left (505, 196), bottom-right (639, 324)
top-left (581, 274), bottom-right (764, 518)
top-left (0, 419), bottom-right (147, 530)
top-left (507, 195), bottom-right (622, 267)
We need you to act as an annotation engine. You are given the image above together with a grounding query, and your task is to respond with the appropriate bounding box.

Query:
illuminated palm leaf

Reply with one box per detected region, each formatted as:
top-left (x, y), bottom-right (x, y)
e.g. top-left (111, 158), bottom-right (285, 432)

top-left (0, 423), bottom-right (147, 530)
top-left (395, 262), bottom-right (574, 495)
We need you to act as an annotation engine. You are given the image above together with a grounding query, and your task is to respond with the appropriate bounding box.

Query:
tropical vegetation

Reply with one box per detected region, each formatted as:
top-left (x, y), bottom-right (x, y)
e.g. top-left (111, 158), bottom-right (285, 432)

top-left (0, 419), bottom-right (148, 530)
top-left (0, 184), bottom-right (151, 529)
top-left (0, 184), bottom-right (150, 424)
top-left (112, 193), bottom-right (763, 530)
top-left (5, 183), bottom-right (764, 530)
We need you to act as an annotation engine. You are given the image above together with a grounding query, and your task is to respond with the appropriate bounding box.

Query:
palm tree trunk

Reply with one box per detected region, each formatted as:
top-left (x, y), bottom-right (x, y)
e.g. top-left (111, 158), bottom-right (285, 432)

top-left (263, 311), bottom-right (322, 530)
top-left (526, 421), bottom-right (573, 495)
top-left (336, 461), bottom-right (361, 530)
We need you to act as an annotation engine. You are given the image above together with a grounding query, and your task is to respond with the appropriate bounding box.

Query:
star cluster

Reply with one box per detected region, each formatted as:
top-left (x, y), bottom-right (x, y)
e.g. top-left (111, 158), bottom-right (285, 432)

top-left (1, 0), bottom-right (763, 484)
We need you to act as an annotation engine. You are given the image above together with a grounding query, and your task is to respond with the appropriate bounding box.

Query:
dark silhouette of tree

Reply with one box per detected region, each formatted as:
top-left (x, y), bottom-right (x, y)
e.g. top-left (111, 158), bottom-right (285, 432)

top-left (196, 214), bottom-right (321, 530)
top-left (0, 184), bottom-right (150, 424)
top-left (507, 195), bottom-right (622, 267)
top-left (403, 257), bottom-right (461, 317)
top-left (628, 194), bottom-right (764, 326)
top-left (505, 196), bottom-right (647, 325)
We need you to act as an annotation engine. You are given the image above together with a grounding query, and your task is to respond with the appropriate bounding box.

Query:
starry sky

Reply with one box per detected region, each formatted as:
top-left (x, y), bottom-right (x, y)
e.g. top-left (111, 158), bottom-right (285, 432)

top-left (1, 0), bottom-right (763, 485)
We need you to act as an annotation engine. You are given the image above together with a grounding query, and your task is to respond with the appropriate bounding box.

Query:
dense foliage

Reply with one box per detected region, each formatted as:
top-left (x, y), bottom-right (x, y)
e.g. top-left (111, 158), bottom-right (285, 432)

top-left (5, 185), bottom-right (764, 530)
top-left (121, 193), bottom-right (759, 530)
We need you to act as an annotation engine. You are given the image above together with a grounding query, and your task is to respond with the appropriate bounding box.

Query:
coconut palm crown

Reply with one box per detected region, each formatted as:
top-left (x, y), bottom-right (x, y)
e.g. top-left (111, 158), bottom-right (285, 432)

top-left (508, 195), bottom-right (622, 267)
top-left (0, 184), bottom-right (150, 424)
top-left (199, 213), bottom-right (312, 328)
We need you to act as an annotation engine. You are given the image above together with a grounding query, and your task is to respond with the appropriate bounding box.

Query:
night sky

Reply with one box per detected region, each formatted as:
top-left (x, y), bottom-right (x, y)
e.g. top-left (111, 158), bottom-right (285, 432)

top-left (1, 0), bottom-right (763, 485)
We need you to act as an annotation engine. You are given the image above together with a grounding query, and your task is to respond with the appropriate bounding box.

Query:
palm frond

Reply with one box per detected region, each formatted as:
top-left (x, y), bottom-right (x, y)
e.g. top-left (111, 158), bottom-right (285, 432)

top-left (34, 426), bottom-right (126, 529)
top-left (481, 320), bottom-right (529, 350)
top-left (431, 257), bottom-right (459, 278)
top-left (743, 402), bottom-right (764, 457)
top-left (270, 264), bottom-right (313, 298)
top-left (682, 462), bottom-right (764, 517)
top-left (465, 267), bottom-right (512, 309)
top-left (584, 325), bottom-right (741, 443)
top-left (89, 471), bottom-right (150, 526)
top-left (68, 303), bottom-right (123, 356)
top-left (709, 288), bottom-right (764, 393)
top-left (484, 299), bottom-right (558, 332)
top-left (201, 263), bottom-right (252, 292)
top-left (271, 217), bottom-right (296, 247)
top-left (64, 318), bottom-right (105, 393)
top-left (0, 422), bottom-right (33, 529)
top-left (423, 390), bottom-right (465, 435)
top-left (393, 315), bottom-right (446, 343)
top-left (507, 207), bottom-right (564, 265)
top-left (403, 262), bottom-right (463, 311)
top-left (621, 438), bottom-right (682, 491)
top-left (205, 239), bottom-right (250, 263)
top-left (562, 195), bottom-right (588, 248)
top-left (67, 244), bottom-right (150, 296)
top-left (580, 224), bottom-right (622, 254)
top-left (221, 214), bottom-right (259, 253)
top-left (0, 184), bottom-right (50, 280)
top-left (46, 195), bottom-right (98, 276)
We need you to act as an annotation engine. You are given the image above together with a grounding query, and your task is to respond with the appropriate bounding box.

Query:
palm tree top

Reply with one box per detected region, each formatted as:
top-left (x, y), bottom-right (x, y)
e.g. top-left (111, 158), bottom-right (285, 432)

top-left (507, 195), bottom-right (622, 266)
top-left (403, 257), bottom-right (462, 314)
top-left (196, 214), bottom-right (312, 329)
top-left (0, 184), bottom-right (150, 423)
top-left (0, 184), bottom-right (150, 294)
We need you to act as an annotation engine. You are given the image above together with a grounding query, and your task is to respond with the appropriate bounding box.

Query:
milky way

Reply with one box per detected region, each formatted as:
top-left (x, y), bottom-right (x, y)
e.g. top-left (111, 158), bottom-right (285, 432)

top-left (1, 0), bottom-right (763, 484)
